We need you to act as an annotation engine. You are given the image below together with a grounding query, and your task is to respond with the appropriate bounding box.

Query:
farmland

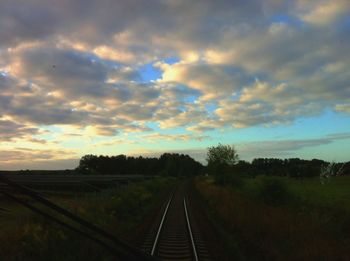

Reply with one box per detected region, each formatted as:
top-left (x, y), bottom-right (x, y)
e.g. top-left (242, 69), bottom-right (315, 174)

top-left (1, 151), bottom-right (350, 260)
top-left (0, 171), bottom-right (153, 193)
top-left (195, 175), bottom-right (350, 260)
top-left (0, 174), bottom-right (176, 260)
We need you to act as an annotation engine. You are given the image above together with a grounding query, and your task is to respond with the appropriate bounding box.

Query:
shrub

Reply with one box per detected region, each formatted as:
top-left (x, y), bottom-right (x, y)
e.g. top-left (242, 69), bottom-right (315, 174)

top-left (257, 177), bottom-right (293, 205)
top-left (207, 143), bottom-right (241, 187)
top-left (195, 177), bottom-right (350, 260)
top-left (213, 168), bottom-right (244, 188)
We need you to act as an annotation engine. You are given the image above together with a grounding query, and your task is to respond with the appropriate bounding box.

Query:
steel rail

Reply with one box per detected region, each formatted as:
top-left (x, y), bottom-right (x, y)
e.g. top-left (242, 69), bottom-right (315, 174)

top-left (150, 192), bottom-right (174, 255)
top-left (148, 184), bottom-right (201, 260)
top-left (184, 197), bottom-right (199, 261)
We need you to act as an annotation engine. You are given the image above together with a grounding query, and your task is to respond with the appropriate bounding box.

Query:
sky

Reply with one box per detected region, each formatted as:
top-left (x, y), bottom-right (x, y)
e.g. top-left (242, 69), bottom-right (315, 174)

top-left (0, 0), bottom-right (350, 170)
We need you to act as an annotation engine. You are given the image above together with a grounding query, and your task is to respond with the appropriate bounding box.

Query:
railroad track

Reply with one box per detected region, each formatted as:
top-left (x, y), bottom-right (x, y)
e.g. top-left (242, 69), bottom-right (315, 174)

top-left (2, 174), bottom-right (216, 260)
top-left (141, 182), bottom-right (211, 260)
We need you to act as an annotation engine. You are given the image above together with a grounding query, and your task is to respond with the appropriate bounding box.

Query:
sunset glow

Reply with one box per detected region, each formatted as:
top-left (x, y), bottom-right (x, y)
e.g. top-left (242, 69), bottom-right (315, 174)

top-left (1, 0), bottom-right (349, 169)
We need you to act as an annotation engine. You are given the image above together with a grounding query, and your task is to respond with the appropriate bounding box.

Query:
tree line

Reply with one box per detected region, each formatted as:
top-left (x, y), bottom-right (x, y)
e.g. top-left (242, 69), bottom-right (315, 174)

top-left (235, 158), bottom-right (350, 178)
top-left (206, 144), bottom-right (350, 178)
top-left (76, 153), bottom-right (204, 176)
top-left (76, 146), bottom-right (350, 178)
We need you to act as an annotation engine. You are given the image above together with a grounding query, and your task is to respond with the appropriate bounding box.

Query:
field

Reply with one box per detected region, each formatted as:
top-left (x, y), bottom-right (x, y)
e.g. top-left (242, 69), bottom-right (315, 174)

top-left (195, 175), bottom-right (350, 260)
top-left (2, 172), bottom-right (349, 260)
top-left (0, 176), bottom-right (175, 260)
top-left (0, 172), bottom-right (153, 193)
top-left (287, 176), bottom-right (350, 211)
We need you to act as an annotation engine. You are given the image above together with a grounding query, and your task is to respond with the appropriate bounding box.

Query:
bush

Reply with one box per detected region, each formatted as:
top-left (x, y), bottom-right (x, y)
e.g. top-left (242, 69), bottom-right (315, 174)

top-left (195, 177), bottom-right (350, 260)
top-left (257, 177), bottom-right (293, 205)
top-left (213, 166), bottom-right (244, 188)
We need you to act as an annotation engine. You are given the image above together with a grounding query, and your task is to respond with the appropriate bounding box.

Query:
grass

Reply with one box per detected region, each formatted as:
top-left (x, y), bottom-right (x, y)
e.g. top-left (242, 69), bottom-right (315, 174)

top-left (195, 176), bottom-right (350, 260)
top-left (287, 176), bottom-right (350, 211)
top-left (0, 177), bottom-right (175, 260)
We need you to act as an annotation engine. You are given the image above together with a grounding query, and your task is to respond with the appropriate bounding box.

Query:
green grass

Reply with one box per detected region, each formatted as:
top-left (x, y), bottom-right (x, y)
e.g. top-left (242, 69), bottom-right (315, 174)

top-left (0, 177), bottom-right (175, 260)
top-left (240, 176), bottom-right (350, 212)
top-left (287, 176), bottom-right (350, 210)
top-left (195, 176), bottom-right (350, 260)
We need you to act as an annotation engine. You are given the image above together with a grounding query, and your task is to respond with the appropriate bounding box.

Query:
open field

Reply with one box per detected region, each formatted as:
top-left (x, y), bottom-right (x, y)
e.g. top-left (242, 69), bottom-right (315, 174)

top-left (195, 176), bottom-right (350, 260)
top-left (0, 172), bottom-right (154, 193)
top-left (2, 171), bottom-right (349, 260)
top-left (0, 177), bottom-right (175, 260)
top-left (287, 176), bottom-right (350, 211)
top-left (240, 175), bottom-right (350, 212)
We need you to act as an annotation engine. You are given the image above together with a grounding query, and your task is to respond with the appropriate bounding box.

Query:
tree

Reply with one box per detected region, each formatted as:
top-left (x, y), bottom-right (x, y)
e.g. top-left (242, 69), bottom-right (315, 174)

top-left (206, 144), bottom-right (240, 185)
top-left (76, 153), bottom-right (203, 176)
top-left (76, 154), bottom-right (99, 174)
top-left (320, 161), bottom-right (345, 185)
top-left (206, 143), bottom-right (239, 166)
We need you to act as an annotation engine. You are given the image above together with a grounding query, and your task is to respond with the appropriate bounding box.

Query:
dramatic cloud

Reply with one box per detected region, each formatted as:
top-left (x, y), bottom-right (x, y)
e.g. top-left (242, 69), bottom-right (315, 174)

top-left (0, 147), bottom-right (74, 162)
top-left (142, 133), bottom-right (210, 142)
top-left (0, 119), bottom-right (40, 141)
top-left (238, 133), bottom-right (350, 159)
top-left (0, 0), bottom-right (349, 167)
top-left (135, 132), bottom-right (350, 163)
top-left (159, 62), bottom-right (252, 100)
top-left (0, 1), bottom-right (59, 46)
top-left (295, 0), bottom-right (350, 25)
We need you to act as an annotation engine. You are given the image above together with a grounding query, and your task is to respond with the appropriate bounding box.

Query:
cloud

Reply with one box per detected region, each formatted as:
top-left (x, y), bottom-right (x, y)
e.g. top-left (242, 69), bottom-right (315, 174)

top-left (0, 147), bottom-right (73, 162)
top-left (335, 104), bottom-right (350, 113)
top-left (93, 45), bottom-right (136, 63)
top-left (14, 47), bottom-right (112, 96)
top-left (0, 0), bottom-right (59, 47)
top-left (142, 133), bottom-right (210, 142)
top-left (0, 158), bottom-right (79, 170)
top-left (0, 0), bottom-right (349, 167)
top-left (0, 119), bottom-right (40, 141)
top-left (1, 43), bottom-right (164, 130)
top-left (0, 73), bottom-right (15, 91)
top-left (186, 124), bottom-right (217, 133)
top-left (0, 91), bottom-right (89, 125)
top-left (240, 139), bottom-right (330, 154)
top-left (238, 132), bottom-right (350, 159)
top-left (295, 0), bottom-right (350, 25)
top-left (213, 70), bottom-right (350, 128)
top-left (136, 132), bottom-right (350, 164)
top-left (159, 109), bottom-right (207, 129)
top-left (91, 138), bottom-right (136, 147)
top-left (159, 62), bottom-right (252, 99)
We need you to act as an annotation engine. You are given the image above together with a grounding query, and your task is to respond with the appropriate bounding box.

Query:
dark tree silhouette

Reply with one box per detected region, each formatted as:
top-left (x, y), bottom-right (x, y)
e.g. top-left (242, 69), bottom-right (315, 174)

top-left (76, 153), bottom-right (204, 176)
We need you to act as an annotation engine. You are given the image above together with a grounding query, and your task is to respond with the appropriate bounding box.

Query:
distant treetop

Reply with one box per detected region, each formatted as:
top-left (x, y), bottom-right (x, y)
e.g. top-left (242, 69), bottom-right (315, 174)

top-left (206, 143), bottom-right (239, 166)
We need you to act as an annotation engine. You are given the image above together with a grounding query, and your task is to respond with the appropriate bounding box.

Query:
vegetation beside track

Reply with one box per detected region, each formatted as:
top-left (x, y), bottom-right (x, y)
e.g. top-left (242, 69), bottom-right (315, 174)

top-left (195, 176), bottom-right (350, 260)
top-left (0, 177), bottom-right (176, 260)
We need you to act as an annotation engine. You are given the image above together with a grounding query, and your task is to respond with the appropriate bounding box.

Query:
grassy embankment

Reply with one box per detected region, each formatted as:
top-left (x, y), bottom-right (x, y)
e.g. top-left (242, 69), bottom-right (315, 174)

top-left (195, 176), bottom-right (350, 260)
top-left (0, 177), bottom-right (175, 260)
